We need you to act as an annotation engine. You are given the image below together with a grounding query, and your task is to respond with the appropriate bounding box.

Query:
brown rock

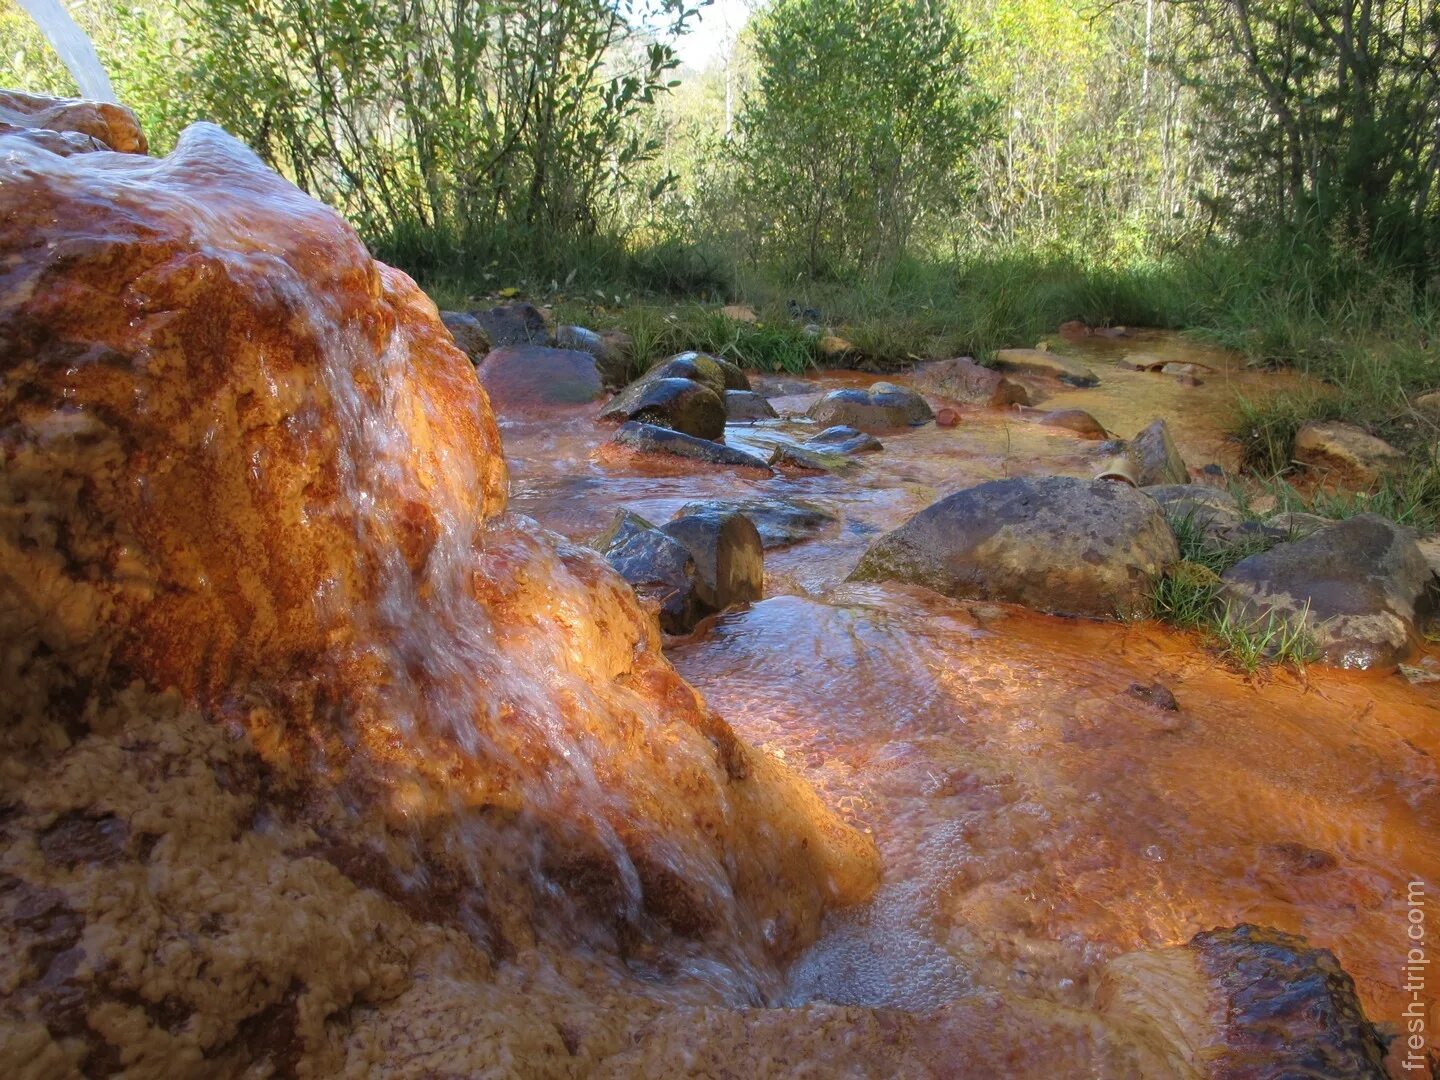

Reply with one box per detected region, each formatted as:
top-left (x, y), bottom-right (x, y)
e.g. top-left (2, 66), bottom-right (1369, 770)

top-left (1129, 419), bottom-right (1189, 486)
top-left (440, 310), bottom-right (491, 360)
top-left (1038, 409), bottom-right (1107, 439)
top-left (0, 89), bottom-right (147, 153)
top-left (993, 348), bottom-right (1099, 387)
top-left (935, 408), bottom-right (960, 428)
top-left (911, 357), bottom-right (1030, 408)
top-left (1293, 420), bottom-right (1405, 486)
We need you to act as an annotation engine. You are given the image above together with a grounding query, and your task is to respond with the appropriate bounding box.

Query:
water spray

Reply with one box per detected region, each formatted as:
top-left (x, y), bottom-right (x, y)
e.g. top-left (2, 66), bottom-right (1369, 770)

top-left (15, 0), bottom-right (116, 103)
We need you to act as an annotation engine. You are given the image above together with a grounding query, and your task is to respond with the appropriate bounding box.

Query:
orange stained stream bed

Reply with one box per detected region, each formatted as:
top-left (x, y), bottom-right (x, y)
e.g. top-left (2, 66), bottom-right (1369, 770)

top-left (501, 330), bottom-right (1440, 1070)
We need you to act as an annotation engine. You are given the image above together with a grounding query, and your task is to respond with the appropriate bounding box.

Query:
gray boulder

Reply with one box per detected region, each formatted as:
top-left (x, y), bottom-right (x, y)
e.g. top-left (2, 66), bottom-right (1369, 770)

top-left (475, 302), bottom-right (549, 346)
top-left (659, 509), bottom-right (764, 612)
top-left (769, 443), bottom-right (856, 473)
top-left (674, 497), bottom-right (836, 549)
top-left (599, 377), bottom-right (726, 439)
top-left (724, 389), bottom-right (779, 422)
top-left (611, 422), bottom-right (771, 471)
top-left (645, 352), bottom-right (750, 396)
top-left (1144, 484), bottom-right (1246, 542)
top-left (849, 475), bottom-right (1179, 618)
top-left (806, 382), bottom-right (934, 432)
top-left (1218, 513), bottom-right (1436, 669)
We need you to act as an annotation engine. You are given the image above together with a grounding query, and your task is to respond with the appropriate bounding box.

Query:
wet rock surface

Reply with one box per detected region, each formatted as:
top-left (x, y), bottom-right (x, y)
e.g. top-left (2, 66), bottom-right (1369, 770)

top-left (805, 425), bottom-right (884, 454)
top-left (850, 475), bottom-right (1180, 617)
top-left (477, 344), bottom-right (605, 408)
top-left (600, 375), bottom-right (726, 438)
top-left (807, 382), bottom-right (935, 431)
top-left (474, 301), bottom-right (550, 346)
top-left (439, 310), bottom-right (491, 360)
top-left (724, 389), bottom-right (779, 422)
top-left (604, 524), bottom-right (707, 633)
top-left (1219, 514), bottom-right (1436, 668)
top-left (1037, 408), bottom-right (1108, 438)
top-left (660, 510), bottom-right (765, 614)
top-left (610, 421), bottom-right (772, 470)
top-left (993, 347), bottom-right (1100, 387)
top-left (1100, 925), bottom-right (1389, 1079)
top-left (1143, 484), bottom-right (1249, 542)
top-left (912, 357), bottom-right (1031, 407)
top-left (674, 497), bottom-right (837, 549)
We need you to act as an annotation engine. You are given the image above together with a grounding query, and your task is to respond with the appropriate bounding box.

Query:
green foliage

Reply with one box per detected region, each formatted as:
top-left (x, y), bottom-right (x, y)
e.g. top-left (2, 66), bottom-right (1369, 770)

top-left (1178, 0), bottom-right (1440, 267)
top-left (732, 0), bottom-right (994, 274)
top-left (1207, 601), bottom-right (1320, 674)
top-left (178, 0), bottom-right (700, 249)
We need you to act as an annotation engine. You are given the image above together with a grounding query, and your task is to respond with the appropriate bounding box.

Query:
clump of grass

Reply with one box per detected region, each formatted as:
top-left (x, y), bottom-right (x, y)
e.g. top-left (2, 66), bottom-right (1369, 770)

top-left (1208, 600), bottom-right (1320, 673)
top-left (1149, 560), bottom-right (1221, 630)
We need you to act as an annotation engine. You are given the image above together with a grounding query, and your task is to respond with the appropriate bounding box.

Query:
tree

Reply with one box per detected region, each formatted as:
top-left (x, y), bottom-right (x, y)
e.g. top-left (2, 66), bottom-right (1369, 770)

top-left (732, 0), bottom-right (995, 274)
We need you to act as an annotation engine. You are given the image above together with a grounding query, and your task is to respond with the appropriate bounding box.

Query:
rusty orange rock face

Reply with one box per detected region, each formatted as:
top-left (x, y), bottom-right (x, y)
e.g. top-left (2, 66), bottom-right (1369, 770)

top-left (0, 103), bottom-right (876, 990)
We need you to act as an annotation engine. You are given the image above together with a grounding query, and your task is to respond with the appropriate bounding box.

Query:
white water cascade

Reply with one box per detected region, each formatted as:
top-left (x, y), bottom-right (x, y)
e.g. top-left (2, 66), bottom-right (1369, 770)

top-left (16, 0), bottom-right (116, 102)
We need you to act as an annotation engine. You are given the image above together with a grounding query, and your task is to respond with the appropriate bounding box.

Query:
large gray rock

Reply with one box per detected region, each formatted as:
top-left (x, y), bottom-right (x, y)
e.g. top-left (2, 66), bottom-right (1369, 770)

top-left (806, 382), bottom-right (934, 432)
top-left (911, 357), bottom-right (1030, 407)
top-left (659, 509), bottom-right (764, 612)
top-left (806, 425), bottom-right (883, 454)
top-left (849, 475), bottom-right (1179, 618)
top-left (674, 497), bottom-right (836, 549)
top-left (1218, 514), bottom-right (1436, 669)
top-left (724, 389), bottom-right (779, 422)
top-left (1129, 419), bottom-right (1188, 486)
top-left (599, 376), bottom-right (726, 439)
top-left (610, 422), bottom-right (771, 471)
top-left (477, 345), bottom-right (603, 408)
top-left (992, 348), bottom-right (1099, 387)
top-left (475, 302), bottom-right (549, 346)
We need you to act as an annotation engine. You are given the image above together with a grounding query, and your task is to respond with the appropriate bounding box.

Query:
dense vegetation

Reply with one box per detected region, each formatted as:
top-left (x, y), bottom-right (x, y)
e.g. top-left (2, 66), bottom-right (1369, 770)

top-left (4, 0), bottom-right (1438, 529)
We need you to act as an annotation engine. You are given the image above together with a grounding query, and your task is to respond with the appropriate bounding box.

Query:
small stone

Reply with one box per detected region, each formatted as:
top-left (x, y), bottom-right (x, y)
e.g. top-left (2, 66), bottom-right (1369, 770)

top-left (818, 335), bottom-right (854, 359)
top-left (935, 408), bottom-right (960, 428)
top-left (591, 509), bottom-right (657, 555)
top-left (722, 304), bottom-right (758, 323)
top-left (440, 311), bottom-right (491, 361)
top-left (770, 443), bottom-right (854, 473)
top-left (673, 498), bottom-right (835, 550)
top-left (1038, 409), bottom-right (1107, 439)
top-left (1126, 681), bottom-right (1179, 711)
top-left (1129, 419), bottom-right (1188, 486)
top-left (1414, 390), bottom-right (1440, 419)
top-left (1293, 420), bottom-right (1405, 486)
top-left (475, 302), bottom-right (549, 346)
top-left (805, 426), bottom-right (883, 455)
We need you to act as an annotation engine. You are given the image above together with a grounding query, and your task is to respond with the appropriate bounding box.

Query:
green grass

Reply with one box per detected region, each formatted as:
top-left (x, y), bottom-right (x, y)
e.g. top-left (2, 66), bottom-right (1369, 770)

top-left (1148, 512), bottom-right (1319, 672)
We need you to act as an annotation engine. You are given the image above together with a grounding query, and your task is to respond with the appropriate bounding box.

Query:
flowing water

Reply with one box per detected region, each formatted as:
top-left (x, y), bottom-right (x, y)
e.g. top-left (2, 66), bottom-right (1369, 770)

top-left (499, 338), bottom-right (1440, 1071)
top-left (13, 0), bottom-right (115, 102)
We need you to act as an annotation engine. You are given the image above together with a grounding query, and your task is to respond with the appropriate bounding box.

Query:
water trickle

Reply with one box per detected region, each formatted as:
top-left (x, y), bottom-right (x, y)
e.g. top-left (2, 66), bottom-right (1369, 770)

top-left (15, 0), bottom-right (115, 102)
